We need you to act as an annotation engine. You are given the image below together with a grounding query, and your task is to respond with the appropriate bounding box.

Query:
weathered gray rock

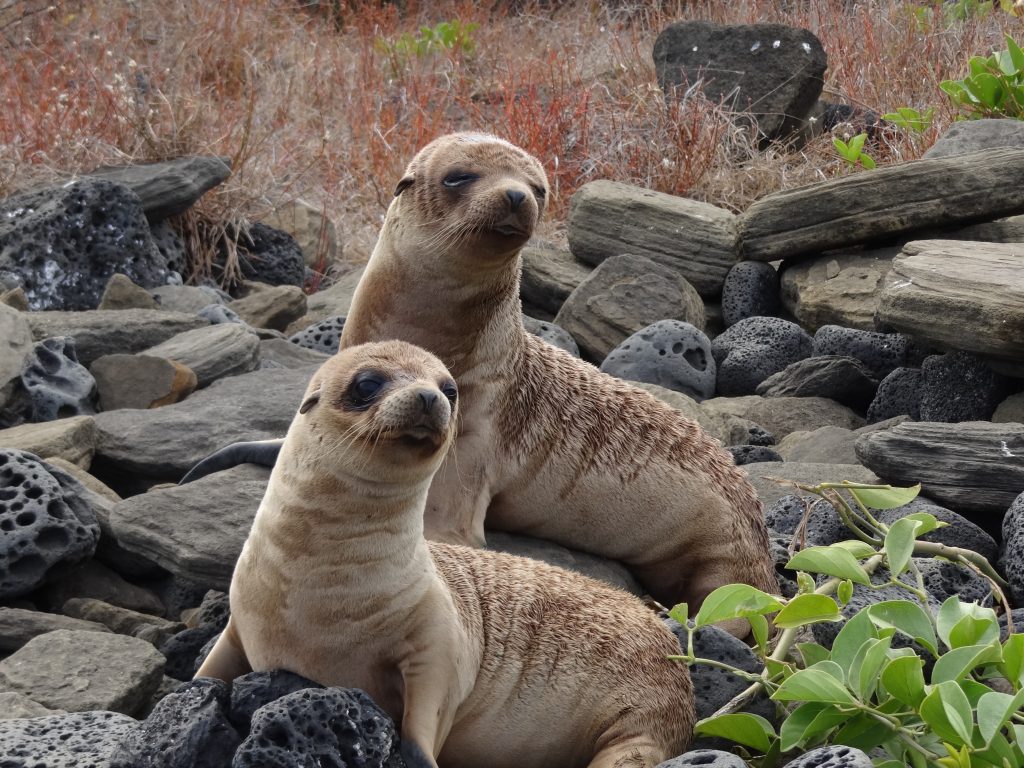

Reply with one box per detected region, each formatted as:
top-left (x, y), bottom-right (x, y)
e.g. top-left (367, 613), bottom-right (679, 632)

top-left (0, 450), bottom-right (100, 599)
top-left (90, 354), bottom-right (197, 410)
top-left (923, 118), bottom-right (1024, 160)
top-left (0, 286), bottom-right (29, 310)
top-left (653, 21), bottom-right (827, 142)
top-left (0, 629), bottom-right (165, 715)
top-left (765, 494), bottom-right (848, 547)
top-left (86, 156), bottom-right (231, 223)
top-left (633, 382), bottom-right (759, 445)
top-left (0, 416), bottom-right (97, 467)
top-left (263, 198), bottom-right (340, 268)
top-left (877, 240), bottom-right (1024, 365)
top-left (743, 462), bottom-right (880, 507)
top-left (711, 316), bottom-right (812, 396)
top-left (227, 283), bottom-right (307, 331)
top-left (38, 559), bottom-right (165, 617)
top-left (149, 221), bottom-right (187, 275)
top-left (721, 261), bottom-right (780, 327)
top-left (740, 149), bottom-right (1024, 262)
top-left (812, 325), bottom-right (910, 379)
top-left (0, 303), bottom-right (32, 397)
top-left (62, 598), bottom-right (184, 647)
top-left (937, 213), bottom-right (1024, 243)
top-left (98, 273), bottom-right (159, 310)
top-left (0, 606), bottom-right (111, 652)
top-left (150, 284), bottom-right (226, 313)
top-left (234, 222), bottom-right (306, 288)
top-left (658, 752), bottom-right (748, 768)
top-left (26, 309), bottom-right (207, 366)
top-left (756, 355), bottom-right (878, 411)
top-left (555, 254), bottom-right (706, 363)
top-left (0, 690), bottom-right (65, 719)
top-left (109, 465), bottom-right (269, 590)
top-left (0, 710), bottom-right (136, 764)
top-left (522, 316), bottom-right (580, 357)
top-left (567, 180), bottom-right (737, 297)
top-left (779, 246), bottom-right (897, 331)
top-left (0, 178), bottom-right (172, 310)
top-left (877, 498), bottom-right (998, 566)
top-left (856, 421), bottom-right (1024, 517)
top-left (781, 745), bottom-right (873, 768)
top-left (303, 266), bottom-right (365, 324)
top-left (289, 314), bottom-right (345, 355)
top-left (776, 418), bottom-right (909, 466)
top-left (143, 323), bottom-right (261, 388)
top-left (93, 364), bottom-right (314, 482)
top-left (867, 367), bottom-right (922, 423)
top-left (1001, 492), bottom-right (1024, 606)
top-left (520, 242), bottom-right (591, 318)
top-left (259, 337), bottom-right (331, 369)
top-left (919, 351), bottom-right (1009, 422)
top-left (994, 392), bottom-right (1024, 424)
top-left (487, 532), bottom-right (642, 595)
top-left (20, 336), bottom-right (97, 421)
top-left (702, 394), bottom-right (864, 439)
top-left (600, 320), bottom-right (716, 401)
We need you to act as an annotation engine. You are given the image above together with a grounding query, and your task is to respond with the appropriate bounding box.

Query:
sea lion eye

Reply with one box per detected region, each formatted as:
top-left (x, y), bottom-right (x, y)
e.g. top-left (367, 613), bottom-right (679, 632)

top-left (532, 185), bottom-right (547, 200)
top-left (441, 381), bottom-right (458, 403)
top-left (349, 372), bottom-right (387, 407)
top-left (443, 172), bottom-right (478, 189)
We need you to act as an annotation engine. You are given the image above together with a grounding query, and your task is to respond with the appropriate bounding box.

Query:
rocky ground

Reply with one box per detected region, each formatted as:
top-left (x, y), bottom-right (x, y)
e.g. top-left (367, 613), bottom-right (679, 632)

top-left (3, 17), bottom-right (1024, 767)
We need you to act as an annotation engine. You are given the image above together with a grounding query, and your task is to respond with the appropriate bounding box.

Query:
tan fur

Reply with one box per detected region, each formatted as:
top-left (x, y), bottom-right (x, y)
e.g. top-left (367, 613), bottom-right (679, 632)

top-left (196, 341), bottom-right (693, 768)
top-left (340, 133), bottom-right (777, 626)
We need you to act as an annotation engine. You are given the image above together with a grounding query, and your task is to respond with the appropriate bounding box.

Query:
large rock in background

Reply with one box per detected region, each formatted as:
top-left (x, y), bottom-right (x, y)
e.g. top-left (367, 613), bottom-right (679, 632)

top-left (876, 240), bottom-right (1024, 366)
top-left (0, 304), bottom-right (32, 406)
top-left (555, 254), bottom-right (705, 363)
top-left (739, 148), bottom-right (1024, 261)
top-left (653, 21), bottom-right (827, 143)
top-left (520, 242), bottom-right (590, 319)
top-left (261, 198), bottom-right (340, 269)
top-left (0, 179), bottom-right (172, 310)
top-left (567, 180), bottom-right (737, 298)
top-left (143, 324), bottom-right (261, 387)
top-left (923, 118), bottom-right (1024, 160)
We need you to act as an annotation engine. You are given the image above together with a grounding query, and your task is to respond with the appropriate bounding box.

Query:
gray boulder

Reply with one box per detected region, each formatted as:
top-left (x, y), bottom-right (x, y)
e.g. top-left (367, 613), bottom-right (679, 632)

top-left (227, 283), bottom-right (307, 331)
top-left (0, 416), bottom-right (97, 469)
top-left (600, 320), bottom-right (715, 401)
top-left (711, 316), bottom-right (812, 396)
top-left (520, 242), bottom-right (591, 318)
top-left (0, 179), bottom-right (172, 310)
top-left (19, 336), bottom-right (97, 422)
top-left (653, 21), bottom-right (827, 143)
top-left (144, 323), bottom-right (261, 388)
top-left (702, 394), bottom-right (864, 440)
top-left (0, 710), bottom-right (137, 766)
top-left (866, 367), bottom-right (922, 423)
top-left (919, 351), bottom-right (1009, 423)
top-left (1001, 492), bottom-right (1024, 606)
top-left (812, 325), bottom-right (909, 379)
top-left (90, 354), bottom-right (197, 411)
top-left (522, 316), bottom-right (580, 357)
top-left (98, 273), bottom-right (159, 310)
top-left (289, 314), bottom-right (346, 355)
top-left (0, 304), bottom-right (33, 400)
top-left (765, 494), bottom-right (848, 547)
top-left (0, 450), bottom-right (100, 599)
top-left (0, 605), bottom-right (111, 652)
top-left (756, 355), bottom-right (877, 411)
top-left (743, 462), bottom-right (880, 507)
top-left (658, 752), bottom-right (748, 768)
top-left (234, 222), bottom-right (305, 288)
top-left (721, 261), bottom-right (780, 327)
top-left (259, 338), bottom-right (331, 369)
top-left (228, 670), bottom-right (323, 731)
top-left (150, 284), bottom-right (226, 313)
top-left (923, 118), bottom-right (1024, 160)
top-left (781, 746), bottom-right (873, 768)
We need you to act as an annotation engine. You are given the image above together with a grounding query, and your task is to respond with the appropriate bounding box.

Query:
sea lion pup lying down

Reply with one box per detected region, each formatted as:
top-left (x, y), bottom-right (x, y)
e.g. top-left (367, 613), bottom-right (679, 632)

top-left (196, 341), bottom-right (694, 768)
top-left (183, 132), bottom-right (777, 634)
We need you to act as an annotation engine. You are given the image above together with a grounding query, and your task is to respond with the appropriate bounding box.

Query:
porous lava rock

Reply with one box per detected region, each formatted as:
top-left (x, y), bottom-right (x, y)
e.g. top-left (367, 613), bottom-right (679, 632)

top-left (20, 336), bottom-right (97, 422)
top-left (600, 320), bottom-right (715, 401)
top-left (711, 316), bottom-right (812, 396)
top-left (289, 314), bottom-right (346, 355)
top-left (721, 261), bottom-right (781, 327)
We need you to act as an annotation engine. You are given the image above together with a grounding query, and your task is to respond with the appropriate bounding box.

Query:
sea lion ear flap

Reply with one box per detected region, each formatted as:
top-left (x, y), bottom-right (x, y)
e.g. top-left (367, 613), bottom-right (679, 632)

top-left (299, 386), bottom-right (321, 415)
top-left (394, 174), bottom-right (415, 197)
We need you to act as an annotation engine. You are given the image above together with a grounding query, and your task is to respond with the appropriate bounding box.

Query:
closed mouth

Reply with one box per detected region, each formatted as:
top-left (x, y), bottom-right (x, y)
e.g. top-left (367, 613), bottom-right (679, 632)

top-left (492, 224), bottom-right (528, 237)
top-left (390, 426), bottom-right (446, 450)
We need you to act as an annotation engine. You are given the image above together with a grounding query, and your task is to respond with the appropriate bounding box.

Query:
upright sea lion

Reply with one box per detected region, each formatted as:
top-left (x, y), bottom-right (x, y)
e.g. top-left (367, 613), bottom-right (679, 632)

top-left (197, 341), bottom-right (694, 768)
top-left (184, 133), bottom-right (776, 629)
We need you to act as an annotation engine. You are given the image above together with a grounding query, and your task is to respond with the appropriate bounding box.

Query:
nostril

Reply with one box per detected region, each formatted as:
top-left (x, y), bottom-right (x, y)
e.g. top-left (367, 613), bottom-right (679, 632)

top-left (506, 189), bottom-right (526, 210)
top-left (418, 390), bottom-right (438, 412)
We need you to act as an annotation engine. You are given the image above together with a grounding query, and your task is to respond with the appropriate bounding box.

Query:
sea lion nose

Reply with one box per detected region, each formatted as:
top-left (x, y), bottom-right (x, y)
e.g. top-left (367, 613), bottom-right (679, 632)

top-left (506, 189), bottom-right (526, 210)
top-left (417, 389), bottom-right (439, 413)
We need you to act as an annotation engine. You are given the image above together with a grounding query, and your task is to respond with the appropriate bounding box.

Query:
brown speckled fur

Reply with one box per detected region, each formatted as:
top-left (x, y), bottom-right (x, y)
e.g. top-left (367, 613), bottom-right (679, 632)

top-left (340, 133), bottom-right (777, 626)
top-left (196, 342), bottom-right (693, 768)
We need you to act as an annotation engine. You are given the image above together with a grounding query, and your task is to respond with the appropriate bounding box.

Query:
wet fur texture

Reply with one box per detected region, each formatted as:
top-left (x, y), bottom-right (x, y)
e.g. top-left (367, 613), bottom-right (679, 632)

top-left (340, 133), bottom-right (777, 623)
top-left (196, 342), bottom-right (693, 768)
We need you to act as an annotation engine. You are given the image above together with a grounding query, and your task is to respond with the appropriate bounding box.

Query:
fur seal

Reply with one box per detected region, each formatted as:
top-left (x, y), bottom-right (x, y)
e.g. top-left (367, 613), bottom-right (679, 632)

top-left (184, 133), bottom-right (776, 631)
top-left (196, 341), bottom-right (694, 768)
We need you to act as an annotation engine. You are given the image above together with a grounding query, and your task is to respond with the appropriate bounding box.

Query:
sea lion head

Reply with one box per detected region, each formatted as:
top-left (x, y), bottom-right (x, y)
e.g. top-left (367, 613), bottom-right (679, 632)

top-left (295, 341), bottom-right (459, 487)
top-left (390, 132), bottom-right (549, 263)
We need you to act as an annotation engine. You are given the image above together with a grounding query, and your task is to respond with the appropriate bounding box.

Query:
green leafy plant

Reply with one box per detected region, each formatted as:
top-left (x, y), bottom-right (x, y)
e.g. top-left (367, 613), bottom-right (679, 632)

top-left (882, 106), bottom-right (936, 135)
top-left (910, 0), bottom-right (1017, 31)
top-left (833, 132), bottom-right (876, 170)
top-left (940, 35), bottom-right (1024, 120)
top-left (375, 19), bottom-right (480, 69)
top-left (670, 481), bottom-right (1020, 768)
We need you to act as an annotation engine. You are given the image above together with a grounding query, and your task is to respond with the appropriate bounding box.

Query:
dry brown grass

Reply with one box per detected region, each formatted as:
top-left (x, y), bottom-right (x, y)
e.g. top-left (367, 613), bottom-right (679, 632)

top-left (1, 0), bottom-right (1021, 279)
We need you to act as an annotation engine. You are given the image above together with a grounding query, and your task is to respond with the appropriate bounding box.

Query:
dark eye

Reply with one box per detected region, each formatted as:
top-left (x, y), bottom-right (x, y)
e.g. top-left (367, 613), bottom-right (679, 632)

top-left (349, 372), bottom-right (386, 407)
top-left (532, 185), bottom-right (547, 200)
top-left (441, 381), bottom-right (458, 403)
top-left (443, 172), bottom-right (478, 189)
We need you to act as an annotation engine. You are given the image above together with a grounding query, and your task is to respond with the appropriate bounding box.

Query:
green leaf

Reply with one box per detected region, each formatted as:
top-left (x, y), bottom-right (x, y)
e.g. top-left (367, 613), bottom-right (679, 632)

top-left (797, 642), bottom-right (831, 668)
top-left (920, 681), bottom-right (976, 746)
top-left (937, 598), bottom-right (999, 648)
top-left (774, 594), bottom-right (844, 629)
top-left (833, 711), bottom-right (893, 751)
top-left (851, 483), bottom-right (920, 510)
top-left (859, 154), bottom-right (876, 170)
top-left (832, 540), bottom-right (878, 559)
top-left (786, 546), bottom-right (872, 585)
top-left (868, 601), bottom-right (939, 656)
top-left (837, 579), bottom-right (854, 606)
top-left (1001, 633), bottom-right (1024, 688)
top-left (849, 132), bottom-right (867, 154)
top-left (851, 635), bottom-right (893, 700)
top-left (693, 584), bottom-right (784, 628)
top-left (810, 659), bottom-right (847, 682)
top-left (694, 713), bottom-right (776, 753)
top-left (900, 511), bottom-right (945, 536)
top-left (668, 603), bottom-right (688, 627)
top-left (1007, 34), bottom-right (1024, 73)
top-left (932, 643), bottom-right (1003, 684)
top-left (970, 54), bottom-right (993, 77)
top-left (832, 610), bottom-right (878, 671)
top-left (964, 72), bottom-right (1004, 109)
top-left (833, 136), bottom-right (851, 158)
top-left (779, 701), bottom-right (848, 751)
top-left (884, 517), bottom-right (919, 575)
top-left (977, 689), bottom-right (1024, 747)
top-left (749, 613), bottom-right (769, 654)
top-left (772, 668), bottom-right (857, 706)
top-left (881, 654), bottom-right (927, 708)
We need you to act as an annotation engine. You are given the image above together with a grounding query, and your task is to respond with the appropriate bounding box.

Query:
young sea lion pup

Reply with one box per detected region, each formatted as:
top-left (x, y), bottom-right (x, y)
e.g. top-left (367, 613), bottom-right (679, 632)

top-left (183, 133), bottom-right (777, 632)
top-left (197, 341), bottom-right (694, 768)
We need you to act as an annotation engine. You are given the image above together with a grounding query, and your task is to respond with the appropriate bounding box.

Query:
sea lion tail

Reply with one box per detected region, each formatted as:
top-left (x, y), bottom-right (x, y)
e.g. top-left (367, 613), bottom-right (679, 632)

top-left (179, 439), bottom-right (284, 484)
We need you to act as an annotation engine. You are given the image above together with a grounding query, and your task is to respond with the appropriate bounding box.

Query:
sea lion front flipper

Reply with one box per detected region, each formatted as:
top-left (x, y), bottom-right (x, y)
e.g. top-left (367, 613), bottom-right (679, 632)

top-left (179, 439), bottom-right (284, 484)
top-left (423, 451), bottom-right (490, 548)
top-left (194, 619), bottom-right (252, 682)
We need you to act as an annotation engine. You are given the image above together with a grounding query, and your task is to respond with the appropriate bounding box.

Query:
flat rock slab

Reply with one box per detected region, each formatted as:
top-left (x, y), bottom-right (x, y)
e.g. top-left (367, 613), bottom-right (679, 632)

top-left (701, 394), bottom-right (864, 440)
top-left (739, 148), bottom-right (1024, 262)
top-left (0, 415), bottom-right (96, 468)
top-left (855, 421), bottom-right (1024, 518)
top-left (0, 606), bottom-right (111, 652)
top-left (144, 323), bottom-right (261, 387)
top-left (93, 364), bottom-right (316, 481)
top-left (0, 710), bottom-right (136, 765)
top-left (27, 309), bottom-right (207, 366)
top-left (520, 242), bottom-right (591, 317)
top-left (567, 180), bottom-right (737, 297)
top-left (87, 156), bottom-right (231, 223)
top-left (743, 462), bottom-right (881, 507)
top-left (109, 465), bottom-right (270, 590)
top-left (0, 629), bottom-right (164, 715)
top-left (876, 240), bottom-right (1024, 364)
